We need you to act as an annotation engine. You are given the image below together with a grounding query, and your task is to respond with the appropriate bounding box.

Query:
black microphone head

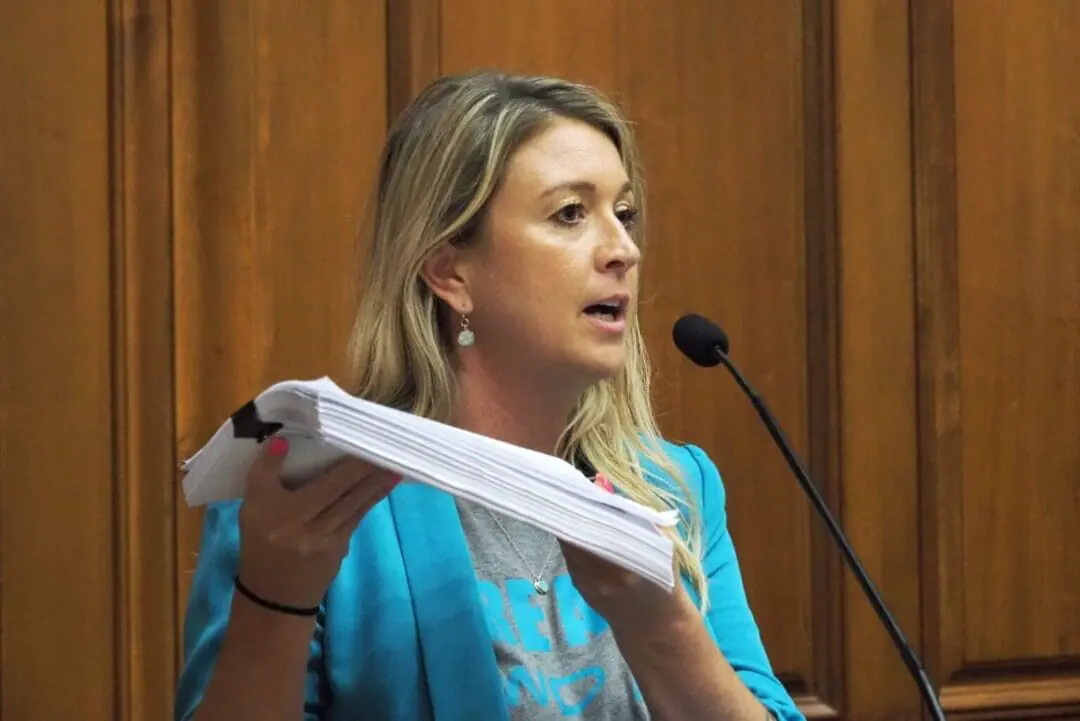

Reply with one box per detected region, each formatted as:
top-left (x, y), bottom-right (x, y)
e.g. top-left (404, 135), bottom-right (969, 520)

top-left (672, 313), bottom-right (730, 367)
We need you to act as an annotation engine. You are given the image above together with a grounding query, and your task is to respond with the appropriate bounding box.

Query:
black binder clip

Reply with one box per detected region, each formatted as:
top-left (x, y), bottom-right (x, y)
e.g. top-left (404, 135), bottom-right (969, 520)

top-left (573, 451), bottom-right (597, 481)
top-left (230, 400), bottom-right (283, 443)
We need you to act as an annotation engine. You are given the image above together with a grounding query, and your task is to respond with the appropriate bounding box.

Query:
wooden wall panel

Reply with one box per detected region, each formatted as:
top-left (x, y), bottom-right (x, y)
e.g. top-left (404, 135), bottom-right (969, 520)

top-left (440, 1), bottom-right (622, 89)
top-left (917, 1), bottom-right (1080, 717)
top-left (0, 2), bottom-right (118, 720)
top-left (110, 0), bottom-right (178, 719)
top-left (1, 1), bottom-right (1078, 719)
top-left (423, 0), bottom-right (837, 715)
top-left (618, 3), bottom-right (828, 714)
top-left (170, 0), bottom-right (389, 621)
top-left (834, 2), bottom-right (923, 719)
top-left (954, 0), bottom-right (1080, 666)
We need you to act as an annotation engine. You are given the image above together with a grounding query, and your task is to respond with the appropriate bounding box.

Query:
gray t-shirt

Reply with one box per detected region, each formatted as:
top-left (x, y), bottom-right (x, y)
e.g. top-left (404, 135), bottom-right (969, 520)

top-left (455, 498), bottom-right (651, 720)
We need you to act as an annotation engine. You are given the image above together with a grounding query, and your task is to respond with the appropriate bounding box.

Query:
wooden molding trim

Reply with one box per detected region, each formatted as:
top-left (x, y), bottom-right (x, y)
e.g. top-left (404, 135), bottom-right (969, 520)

top-left (909, 0), bottom-right (965, 687)
top-left (801, 0), bottom-right (845, 714)
top-left (791, 692), bottom-right (842, 719)
top-left (942, 675), bottom-right (1080, 717)
top-left (108, 1), bottom-right (178, 718)
top-left (387, 0), bottom-right (441, 121)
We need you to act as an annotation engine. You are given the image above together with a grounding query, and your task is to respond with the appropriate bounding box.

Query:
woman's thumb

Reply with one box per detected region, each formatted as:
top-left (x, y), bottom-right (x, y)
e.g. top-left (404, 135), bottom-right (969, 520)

top-left (246, 436), bottom-right (289, 492)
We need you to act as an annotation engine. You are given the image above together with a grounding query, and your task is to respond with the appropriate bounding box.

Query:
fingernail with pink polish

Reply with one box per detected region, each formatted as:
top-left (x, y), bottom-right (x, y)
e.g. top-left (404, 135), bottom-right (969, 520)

top-left (595, 473), bottom-right (614, 493)
top-left (268, 436), bottom-right (289, 457)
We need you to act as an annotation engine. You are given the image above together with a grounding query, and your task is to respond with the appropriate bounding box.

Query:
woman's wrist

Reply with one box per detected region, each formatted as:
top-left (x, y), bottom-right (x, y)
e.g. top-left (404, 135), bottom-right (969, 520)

top-left (608, 584), bottom-right (699, 650)
top-left (611, 591), bottom-right (769, 721)
top-left (234, 576), bottom-right (321, 617)
top-left (230, 581), bottom-right (321, 629)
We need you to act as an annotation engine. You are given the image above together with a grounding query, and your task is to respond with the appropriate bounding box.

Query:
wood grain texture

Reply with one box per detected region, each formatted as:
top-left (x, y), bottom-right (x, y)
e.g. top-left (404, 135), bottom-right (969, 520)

top-left (954, 0), bottom-right (1080, 665)
top-left (0, 1), bottom-right (1077, 719)
top-left (170, 0), bottom-right (389, 629)
top-left (388, 0), bottom-right (441, 120)
top-left (834, 1), bottom-right (922, 719)
top-left (432, 0), bottom-right (831, 713)
top-left (911, 0), bottom-right (964, 707)
top-left (0, 2), bottom-right (118, 719)
top-left (440, 0), bottom-right (622, 89)
top-left (801, 1), bottom-right (845, 714)
top-left (918, 1), bottom-right (1080, 717)
top-left (109, 0), bottom-right (178, 718)
top-left (617, 1), bottom-right (820, 708)
top-left (915, 1), bottom-right (1080, 718)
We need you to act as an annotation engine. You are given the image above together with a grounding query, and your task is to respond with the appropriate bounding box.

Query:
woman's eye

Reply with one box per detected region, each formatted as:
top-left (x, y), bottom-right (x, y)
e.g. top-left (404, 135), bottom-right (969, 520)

top-left (553, 202), bottom-right (587, 226)
top-left (616, 206), bottom-right (639, 229)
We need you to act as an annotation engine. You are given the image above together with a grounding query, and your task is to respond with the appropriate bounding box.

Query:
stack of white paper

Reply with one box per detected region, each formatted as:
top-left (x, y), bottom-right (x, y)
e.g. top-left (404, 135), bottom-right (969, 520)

top-left (181, 377), bottom-right (679, 590)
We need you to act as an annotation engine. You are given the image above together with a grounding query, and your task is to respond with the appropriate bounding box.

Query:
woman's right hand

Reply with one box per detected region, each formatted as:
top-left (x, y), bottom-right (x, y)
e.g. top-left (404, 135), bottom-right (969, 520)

top-left (235, 436), bottom-right (399, 610)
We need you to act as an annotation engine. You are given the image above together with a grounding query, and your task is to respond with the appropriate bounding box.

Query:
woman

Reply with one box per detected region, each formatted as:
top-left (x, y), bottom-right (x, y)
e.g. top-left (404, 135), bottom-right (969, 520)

top-left (175, 70), bottom-right (805, 721)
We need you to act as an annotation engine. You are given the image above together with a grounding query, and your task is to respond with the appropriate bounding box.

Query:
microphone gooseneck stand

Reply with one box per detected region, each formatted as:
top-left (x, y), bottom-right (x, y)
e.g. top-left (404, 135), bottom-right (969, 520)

top-left (711, 345), bottom-right (947, 721)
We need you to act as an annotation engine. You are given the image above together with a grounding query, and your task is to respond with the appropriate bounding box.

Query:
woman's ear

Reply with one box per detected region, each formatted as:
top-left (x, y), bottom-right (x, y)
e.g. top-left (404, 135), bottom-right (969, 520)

top-left (420, 243), bottom-right (474, 314)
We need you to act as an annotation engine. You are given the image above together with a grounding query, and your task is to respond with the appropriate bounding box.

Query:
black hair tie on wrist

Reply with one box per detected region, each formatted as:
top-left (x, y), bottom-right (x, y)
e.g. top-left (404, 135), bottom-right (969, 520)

top-left (234, 576), bottom-right (320, 617)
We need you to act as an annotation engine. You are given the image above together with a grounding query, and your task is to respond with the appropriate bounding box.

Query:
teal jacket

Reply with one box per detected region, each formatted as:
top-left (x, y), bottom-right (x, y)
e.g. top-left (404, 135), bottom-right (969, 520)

top-left (175, 441), bottom-right (805, 720)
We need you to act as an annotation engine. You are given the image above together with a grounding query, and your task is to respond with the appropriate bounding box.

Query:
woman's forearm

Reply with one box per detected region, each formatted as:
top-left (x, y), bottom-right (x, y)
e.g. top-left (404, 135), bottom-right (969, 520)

top-left (612, 592), bottom-right (771, 721)
top-left (191, 595), bottom-right (317, 721)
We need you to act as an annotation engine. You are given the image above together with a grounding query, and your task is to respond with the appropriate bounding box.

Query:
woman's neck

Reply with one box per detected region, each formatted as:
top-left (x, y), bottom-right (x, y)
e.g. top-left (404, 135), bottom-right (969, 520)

top-left (451, 361), bottom-right (583, 455)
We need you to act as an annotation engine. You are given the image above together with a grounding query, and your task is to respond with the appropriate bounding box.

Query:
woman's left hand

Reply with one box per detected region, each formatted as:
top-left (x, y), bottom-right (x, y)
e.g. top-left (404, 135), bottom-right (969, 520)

top-left (560, 473), bottom-right (694, 636)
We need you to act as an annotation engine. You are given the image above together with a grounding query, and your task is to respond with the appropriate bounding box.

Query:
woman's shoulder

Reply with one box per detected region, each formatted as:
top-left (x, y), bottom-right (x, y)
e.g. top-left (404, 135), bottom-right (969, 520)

top-left (643, 437), bottom-right (728, 520)
top-left (650, 437), bottom-right (718, 473)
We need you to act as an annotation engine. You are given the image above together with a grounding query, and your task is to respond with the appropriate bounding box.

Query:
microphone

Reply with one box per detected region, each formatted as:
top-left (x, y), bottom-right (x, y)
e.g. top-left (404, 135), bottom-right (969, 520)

top-left (672, 313), bottom-right (947, 721)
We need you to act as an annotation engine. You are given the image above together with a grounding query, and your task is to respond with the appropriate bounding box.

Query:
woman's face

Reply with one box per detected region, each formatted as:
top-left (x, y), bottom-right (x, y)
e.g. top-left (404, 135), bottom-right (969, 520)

top-left (451, 117), bottom-right (642, 387)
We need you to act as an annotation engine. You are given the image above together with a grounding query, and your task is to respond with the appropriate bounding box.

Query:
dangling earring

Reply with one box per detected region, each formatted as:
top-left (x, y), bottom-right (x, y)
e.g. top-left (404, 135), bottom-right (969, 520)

top-left (456, 314), bottom-right (475, 347)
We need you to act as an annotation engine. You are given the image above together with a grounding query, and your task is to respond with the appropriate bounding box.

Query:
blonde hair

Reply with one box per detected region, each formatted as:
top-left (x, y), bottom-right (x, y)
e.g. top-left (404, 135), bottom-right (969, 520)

top-left (345, 70), bottom-right (708, 610)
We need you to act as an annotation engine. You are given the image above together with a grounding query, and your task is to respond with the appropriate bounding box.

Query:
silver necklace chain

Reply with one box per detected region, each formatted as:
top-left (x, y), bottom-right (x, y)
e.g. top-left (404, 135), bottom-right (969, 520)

top-left (485, 510), bottom-right (559, 595)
